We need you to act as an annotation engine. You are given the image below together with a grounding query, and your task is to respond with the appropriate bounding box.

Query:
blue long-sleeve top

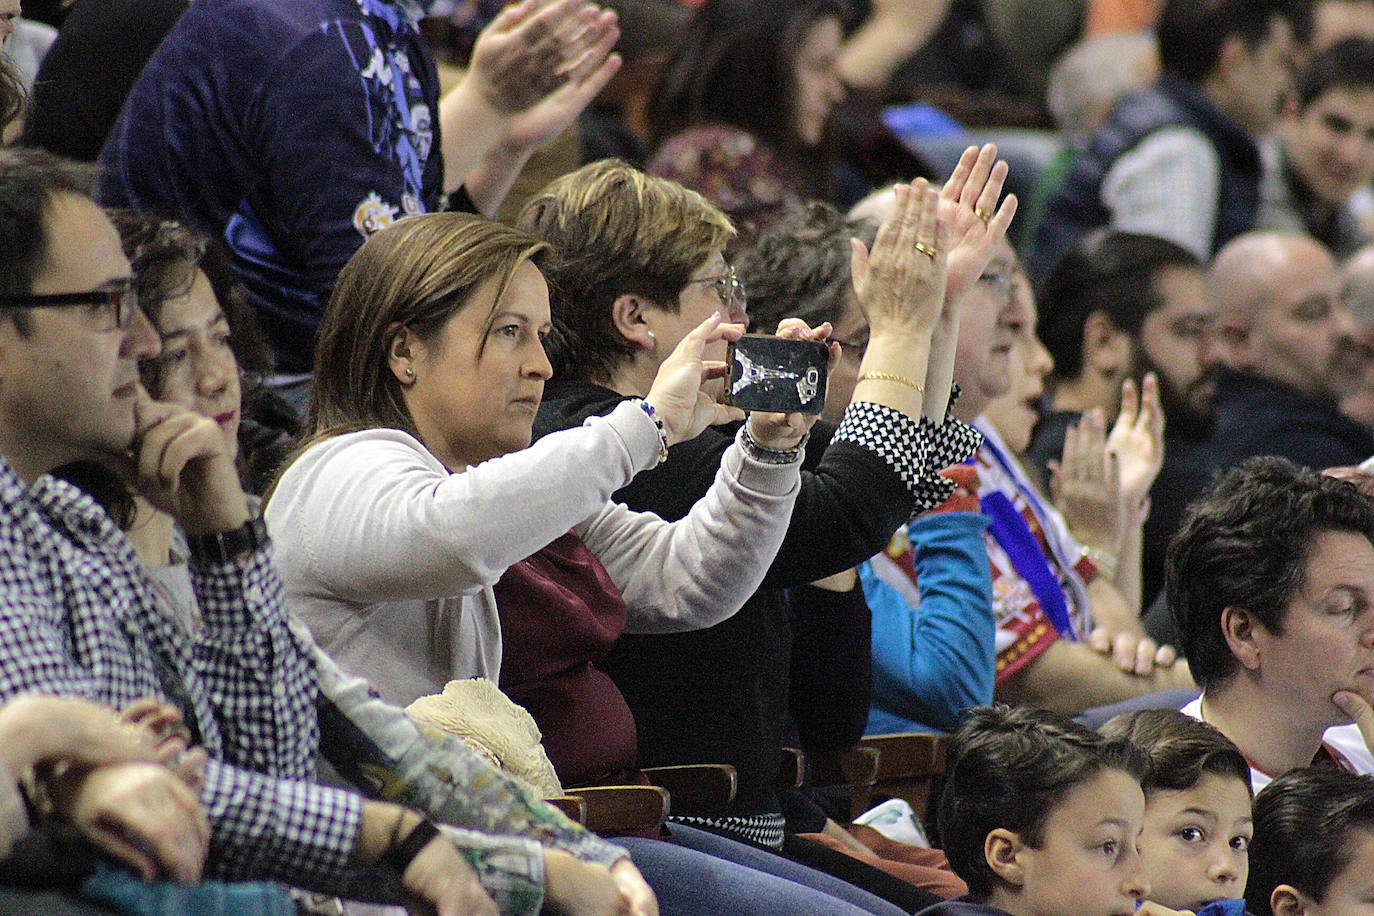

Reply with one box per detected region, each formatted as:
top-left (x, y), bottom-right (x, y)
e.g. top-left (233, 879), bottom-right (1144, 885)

top-left (864, 512), bottom-right (995, 734)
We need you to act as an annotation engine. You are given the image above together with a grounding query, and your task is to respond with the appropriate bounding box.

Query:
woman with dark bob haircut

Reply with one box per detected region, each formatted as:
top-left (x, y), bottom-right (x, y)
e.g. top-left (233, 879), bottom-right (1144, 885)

top-left (646, 0), bottom-right (847, 240)
top-left (267, 212), bottom-right (926, 916)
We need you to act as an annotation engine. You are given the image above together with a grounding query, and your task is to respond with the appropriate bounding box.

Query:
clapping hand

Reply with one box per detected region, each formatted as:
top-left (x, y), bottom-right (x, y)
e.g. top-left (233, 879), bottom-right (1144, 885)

top-left (1050, 409), bottom-right (1124, 559)
top-left (1107, 374), bottom-right (1164, 527)
top-left (468, 0), bottom-right (622, 152)
top-left (938, 144), bottom-right (1018, 309)
top-left (851, 178), bottom-right (950, 338)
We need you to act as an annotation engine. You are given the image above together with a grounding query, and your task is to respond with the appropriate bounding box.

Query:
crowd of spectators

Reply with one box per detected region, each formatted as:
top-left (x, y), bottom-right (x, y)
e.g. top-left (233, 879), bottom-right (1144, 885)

top-left (9, 0), bottom-right (1374, 914)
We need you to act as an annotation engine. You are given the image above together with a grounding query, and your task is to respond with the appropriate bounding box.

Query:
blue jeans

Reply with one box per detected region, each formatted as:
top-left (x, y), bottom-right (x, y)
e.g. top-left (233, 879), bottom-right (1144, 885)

top-left (620, 825), bottom-right (910, 916)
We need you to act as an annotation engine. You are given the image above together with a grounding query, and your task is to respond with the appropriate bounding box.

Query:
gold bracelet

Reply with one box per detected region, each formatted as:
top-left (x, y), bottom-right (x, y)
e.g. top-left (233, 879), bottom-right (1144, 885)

top-left (857, 371), bottom-right (925, 394)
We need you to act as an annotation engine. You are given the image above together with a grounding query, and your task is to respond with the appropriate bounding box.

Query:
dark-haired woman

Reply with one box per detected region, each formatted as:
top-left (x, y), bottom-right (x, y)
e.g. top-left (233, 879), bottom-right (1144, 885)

top-left (646, 0), bottom-right (846, 243)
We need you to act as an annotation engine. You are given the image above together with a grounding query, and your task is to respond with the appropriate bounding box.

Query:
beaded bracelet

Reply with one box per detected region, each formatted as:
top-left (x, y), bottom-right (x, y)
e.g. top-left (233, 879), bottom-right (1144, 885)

top-left (638, 400), bottom-right (670, 465)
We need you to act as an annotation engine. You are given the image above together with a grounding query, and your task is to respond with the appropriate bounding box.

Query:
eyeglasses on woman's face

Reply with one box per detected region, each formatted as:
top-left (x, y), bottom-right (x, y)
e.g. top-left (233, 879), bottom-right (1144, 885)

top-left (686, 264), bottom-right (748, 321)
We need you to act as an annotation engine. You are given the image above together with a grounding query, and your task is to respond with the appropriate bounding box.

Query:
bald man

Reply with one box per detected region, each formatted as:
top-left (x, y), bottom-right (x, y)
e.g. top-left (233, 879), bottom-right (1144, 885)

top-left (1337, 245), bottom-right (1374, 427)
top-left (1207, 230), bottom-right (1374, 469)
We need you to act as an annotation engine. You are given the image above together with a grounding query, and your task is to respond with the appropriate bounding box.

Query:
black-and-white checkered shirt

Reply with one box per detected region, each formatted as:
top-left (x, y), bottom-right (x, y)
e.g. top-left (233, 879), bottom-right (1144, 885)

top-left (0, 460), bottom-right (362, 890)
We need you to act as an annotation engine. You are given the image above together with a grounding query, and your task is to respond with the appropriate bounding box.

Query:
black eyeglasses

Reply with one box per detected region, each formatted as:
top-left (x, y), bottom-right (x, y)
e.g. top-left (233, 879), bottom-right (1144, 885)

top-left (687, 265), bottom-right (748, 316)
top-left (0, 279), bottom-right (141, 331)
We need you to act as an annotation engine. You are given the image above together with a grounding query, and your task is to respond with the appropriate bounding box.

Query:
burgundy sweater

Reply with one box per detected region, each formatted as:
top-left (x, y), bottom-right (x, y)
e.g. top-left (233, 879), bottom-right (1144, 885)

top-left (495, 531), bottom-right (639, 788)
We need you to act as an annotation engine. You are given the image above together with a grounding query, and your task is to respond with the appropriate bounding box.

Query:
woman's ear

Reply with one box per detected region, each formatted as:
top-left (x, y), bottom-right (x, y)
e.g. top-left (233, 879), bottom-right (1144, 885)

top-left (612, 294), bottom-right (656, 351)
top-left (1271, 884), bottom-right (1310, 916)
top-left (388, 323), bottom-right (418, 386)
top-left (985, 828), bottom-right (1026, 887)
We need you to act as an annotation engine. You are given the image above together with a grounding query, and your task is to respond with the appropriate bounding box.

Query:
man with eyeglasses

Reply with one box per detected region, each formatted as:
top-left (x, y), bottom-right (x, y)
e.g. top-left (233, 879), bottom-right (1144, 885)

top-left (843, 187), bottom-right (1195, 718)
top-left (1027, 231), bottom-right (1218, 616)
top-left (0, 147), bottom-right (638, 914)
top-left (940, 234), bottom-right (1194, 715)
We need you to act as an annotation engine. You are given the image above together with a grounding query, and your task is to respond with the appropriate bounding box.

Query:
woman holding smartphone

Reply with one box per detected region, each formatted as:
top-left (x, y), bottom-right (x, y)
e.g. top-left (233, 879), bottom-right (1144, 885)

top-left (268, 212), bottom-right (930, 916)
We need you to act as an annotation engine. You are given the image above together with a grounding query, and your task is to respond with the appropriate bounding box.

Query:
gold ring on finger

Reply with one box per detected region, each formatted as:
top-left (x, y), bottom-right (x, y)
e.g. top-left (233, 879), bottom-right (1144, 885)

top-left (974, 206), bottom-right (994, 223)
top-left (914, 242), bottom-right (937, 260)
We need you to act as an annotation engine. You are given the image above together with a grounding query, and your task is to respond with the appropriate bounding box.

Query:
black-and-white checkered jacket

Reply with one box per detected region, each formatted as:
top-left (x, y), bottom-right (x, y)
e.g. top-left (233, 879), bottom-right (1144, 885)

top-left (0, 460), bottom-right (361, 890)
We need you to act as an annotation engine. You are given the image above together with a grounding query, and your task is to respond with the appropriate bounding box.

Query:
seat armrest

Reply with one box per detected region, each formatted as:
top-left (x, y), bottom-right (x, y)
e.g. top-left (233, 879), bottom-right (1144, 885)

top-left (564, 785), bottom-right (670, 834)
top-left (546, 795), bottom-right (587, 825)
top-left (859, 732), bottom-right (949, 779)
top-left (775, 748), bottom-right (805, 789)
top-left (640, 764), bottom-right (738, 811)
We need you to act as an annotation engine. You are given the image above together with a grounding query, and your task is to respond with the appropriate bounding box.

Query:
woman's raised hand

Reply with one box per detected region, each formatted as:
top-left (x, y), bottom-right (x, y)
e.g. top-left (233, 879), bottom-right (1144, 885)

top-left (851, 178), bottom-right (950, 341)
top-left (1050, 409), bottom-right (1125, 558)
top-left (644, 313), bottom-right (746, 446)
top-left (938, 144), bottom-right (1018, 308)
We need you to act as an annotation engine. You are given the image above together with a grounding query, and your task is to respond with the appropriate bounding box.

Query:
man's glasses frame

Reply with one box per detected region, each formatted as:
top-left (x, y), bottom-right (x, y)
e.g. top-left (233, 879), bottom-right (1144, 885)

top-left (0, 279), bottom-right (140, 331)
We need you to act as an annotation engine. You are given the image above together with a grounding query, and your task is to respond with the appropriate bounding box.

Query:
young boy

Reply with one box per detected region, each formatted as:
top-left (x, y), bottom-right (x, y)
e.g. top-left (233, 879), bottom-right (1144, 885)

top-left (1100, 709), bottom-right (1253, 914)
top-left (1245, 767), bottom-right (1374, 916)
top-left (926, 704), bottom-right (1163, 916)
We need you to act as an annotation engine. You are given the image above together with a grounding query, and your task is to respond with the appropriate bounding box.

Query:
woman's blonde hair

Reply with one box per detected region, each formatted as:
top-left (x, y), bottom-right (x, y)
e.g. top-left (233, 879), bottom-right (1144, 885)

top-left (305, 212), bottom-right (550, 441)
top-left (518, 159), bottom-right (733, 383)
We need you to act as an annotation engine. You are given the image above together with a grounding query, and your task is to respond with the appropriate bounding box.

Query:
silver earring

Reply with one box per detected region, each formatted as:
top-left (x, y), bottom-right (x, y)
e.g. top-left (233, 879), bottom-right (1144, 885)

top-left (647, 331), bottom-right (656, 340)
top-left (405, 368), bottom-right (414, 379)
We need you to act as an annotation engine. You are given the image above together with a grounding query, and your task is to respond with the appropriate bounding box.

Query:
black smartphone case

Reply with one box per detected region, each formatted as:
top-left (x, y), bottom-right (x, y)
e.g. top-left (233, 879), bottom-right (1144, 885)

top-left (725, 334), bottom-right (829, 414)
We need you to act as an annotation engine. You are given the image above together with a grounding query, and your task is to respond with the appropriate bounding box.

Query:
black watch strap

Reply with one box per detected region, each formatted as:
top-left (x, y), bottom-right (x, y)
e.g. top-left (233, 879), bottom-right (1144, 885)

top-left (382, 819), bottom-right (441, 876)
top-left (186, 515), bottom-right (269, 564)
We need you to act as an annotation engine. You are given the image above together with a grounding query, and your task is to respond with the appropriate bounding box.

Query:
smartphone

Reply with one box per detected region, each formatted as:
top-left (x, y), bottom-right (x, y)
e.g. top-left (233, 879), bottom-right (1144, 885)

top-left (725, 334), bottom-right (829, 414)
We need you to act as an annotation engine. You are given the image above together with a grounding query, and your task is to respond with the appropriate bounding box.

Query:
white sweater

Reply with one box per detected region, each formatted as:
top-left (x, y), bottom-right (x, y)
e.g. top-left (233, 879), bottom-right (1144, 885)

top-left (265, 401), bottom-right (802, 705)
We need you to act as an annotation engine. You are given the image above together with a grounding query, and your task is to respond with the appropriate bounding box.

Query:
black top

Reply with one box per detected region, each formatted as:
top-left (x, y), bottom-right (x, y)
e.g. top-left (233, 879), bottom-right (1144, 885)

top-left (1211, 368), bottom-right (1374, 472)
top-left (533, 378), bottom-right (911, 816)
top-left (22, 0), bottom-right (190, 161)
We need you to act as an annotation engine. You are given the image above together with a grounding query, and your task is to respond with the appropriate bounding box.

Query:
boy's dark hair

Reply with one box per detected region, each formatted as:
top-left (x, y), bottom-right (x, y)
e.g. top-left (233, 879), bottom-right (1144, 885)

top-left (1246, 768), bottom-right (1374, 916)
top-left (734, 202), bottom-right (877, 336)
top-left (1167, 456), bottom-right (1374, 690)
top-left (939, 705), bottom-right (1148, 900)
top-left (1293, 36), bottom-right (1374, 110)
top-left (1157, 0), bottom-right (1300, 84)
top-left (1099, 708), bottom-right (1252, 798)
top-left (1037, 231), bottom-right (1201, 379)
